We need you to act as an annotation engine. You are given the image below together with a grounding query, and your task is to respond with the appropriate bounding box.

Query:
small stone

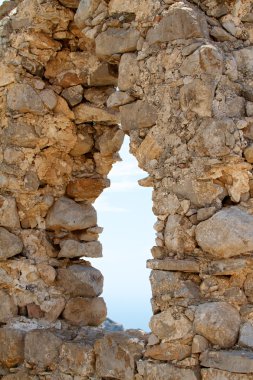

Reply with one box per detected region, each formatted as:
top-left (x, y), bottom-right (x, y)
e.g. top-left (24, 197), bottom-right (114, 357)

top-left (63, 297), bottom-right (107, 326)
top-left (46, 197), bottom-right (97, 231)
top-left (234, 47), bottom-right (253, 75)
top-left (61, 85), bottom-right (83, 107)
top-left (95, 28), bottom-right (140, 56)
top-left (180, 79), bottom-right (215, 117)
top-left (58, 0), bottom-right (79, 8)
top-left (59, 341), bottom-right (95, 376)
top-left (0, 196), bottom-right (20, 228)
top-left (89, 63), bottom-right (118, 87)
top-left (0, 227), bottom-right (23, 259)
top-left (74, 0), bottom-right (100, 28)
top-left (7, 84), bottom-right (45, 115)
top-left (54, 96), bottom-right (75, 119)
top-left (239, 322), bottom-right (253, 348)
top-left (197, 207), bottom-right (216, 221)
top-left (0, 64), bottom-right (15, 87)
top-left (147, 334), bottom-right (160, 346)
top-left (0, 329), bottom-right (25, 368)
top-left (207, 258), bottom-right (252, 276)
top-left (145, 342), bottom-right (191, 361)
top-left (56, 265), bottom-right (103, 297)
top-left (192, 335), bottom-right (209, 353)
top-left (37, 264), bottom-right (56, 284)
top-left (107, 91), bottom-right (134, 108)
top-left (200, 350), bottom-right (253, 374)
top-left (25, 330), bottom-right (62, 370)
top-left (120, 100), bottom-right (157, 131)
top-left (59, 240), bottom-right (102, 258)
top-left (244, 273), bottom-right (253, 302)
top-left (194, 302), bottom-right (240, 348)
top-left (211, 26), bottom-right (237, 41)
top-left (149, 309), bottom-right (193, 340)
top-left (40, 89), bottom-right (58, 110)
top-left (146, 258), bottom-right (200, 273)
top-left (42, 297), bottom-right (66, 323)
top-left (69, 132), bottom-right (94, 156)
top-left (66, 177), bottom-right (110, 201)
top-left (1, 372), bottom-right (37, 380)
top-left (97, 128), bottom-right (124, 155)
top-left (196, 207), bottom-right (253, 258)
top-left (3, 121), bottom-right (39, 149)
top-left (73, 103), bottom-right (119, 124)
top-left (246, 102), bottom-right (253, 117)
top-left (0, 290), bottom-right (18, 323)
top-left (118, 53), bottom-right (139, 92)
top-left (202, 368), bottom-right (253, 379)
top-left (164, 214), bottom-right (196, 254)
top-left (137, 361), bottom-right (200, 380)
top-left (244, 145), bottom-right (253, 163)
top-left (27, 304), bottom-right (45, 319)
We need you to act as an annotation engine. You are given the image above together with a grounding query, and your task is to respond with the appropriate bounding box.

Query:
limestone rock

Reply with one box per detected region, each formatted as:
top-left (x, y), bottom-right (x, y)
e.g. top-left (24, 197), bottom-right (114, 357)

top-left (180, 79), bottom-right (215, 117)
top-left (144, 342), bottom-right (191, 361)
top-left (7, 84), bottom-right (45, 115)
top-left (239, 322), bottom-right (253, 348)
top-left (200, 350), bottom-right (253, 373)
top-left (244, 145), bottom-right (253, 163)
top-left (58, 0), bottom-right (79, 8)
top-left (96, 128), bottom-right (124, 155)
top-left (56, 265), bottom-right (103, 297)
top-left (202, 368), bottom-right (253, 379)
top-left (0, 227), bottom-right (23, 260)
top-left (147, 258), bottom-right (200, 273)
top-left (59, 341), bottom-right (95, 376)
top-left (107, 91), bottom-right (134, 108)
top-left (95, 28), bottom-right (140, 56)
top-left (73, 103), bottom-right (119, 124)
top-left (118, 53), bottom-right (139, 92)
top-left (149, 309), bottom-right (193, 340)
top-left (0, 196), bottom-right (20, 228)
top-left (3, 121), bottom-right (39, 149)
top-left (59, 239), bottom-right (102, 258)
top-left (61, 85), bottom-right (83, 107)
top-left (40, 89), bottom-right (58, 110)
top-left (95, 331), bottom-right (145, 380)
top-left (88, 63), bottom-right (118, 86)
top-left (120, 100), bottom-right (157, 131)
top-left (66, 178), bottom-right (110, 201)
top-left (194, 302), bottom-right (240, 348)
top-left (74, 0), bottom-right (100, 29)
top-left (164, 214), bottom-right (196, 254)
top-left (136, 132), bottom-right (163, 170)
top-left (137, 361), bottom-right (200, 380)
top-left (63, 297), bottom-right (107, 326)
top-left (46, 197), bottom-right (97, 231)
top-left (1, 372), bottom-right (37, 380)
top-left (146, 3), bottom-right (207, 44)
top-left (69, 132), bottom-right (93, 156)
top-left (0, 290), bottom-right (18, 323)
top-left (196, 207), bottom-right (253, 258)
top-left (25, 330), bottom-right (62, 370)
top-left (0, 329), bottom-right (25, 368)
top-left (192, 335), bottom-right (209, 354)
top-left (0, 64), bottom-right (15, 87)
top-left (234, 47), bottom-right (253, 76)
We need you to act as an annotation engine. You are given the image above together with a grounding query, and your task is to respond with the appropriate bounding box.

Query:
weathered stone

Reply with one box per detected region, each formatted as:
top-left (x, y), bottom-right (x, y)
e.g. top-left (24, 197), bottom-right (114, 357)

top-left (145, 342), bottom-right (191, 361)
top-left (180, 79), bottom-right (215, 117)
top-left (200, 350), bottom-right (253, 373)
top-left (58, 0), bottom-right (79, 8)
top-left (118, 53), bottom-right (139, 92)
top-left (244, 145), bottom-right (253, 163)
top-left (59, 239), bottom-right (102, 258)
top-left (73, 103), bottom-right (119, 124)
top-left (107, 91), bottom-right (134, 108)
top-left (7, 84), bottom-right (45, 115)
top-left (3, 121), bottom-right (39, 148)
top-left (194, 302), bottom-right (240, 348)
top-left (150, 309), bottom-right (193, 340)
top-left (61, 85), bottom-right (83, 107)
top-left (137, 361), bottom-right (200, 380)
top-left (239, 322), bottom-right (253, 348)
top-left (0, 227), bottom-right (23, 259)
top-left (0, 196), bottom-right (20, 228)
top-left (95, 332), bottom-right (145, 380)
top-left (56, 265), bottom-right (103, 297)
top-left (147, 3), bottom-right (207, 44)
top-left (244, 273), bottom-right (253, 302)
top-left (74, 0), bottom-right (100, 28)
top-left (69, 131), bottom-right (94, 156)
top-left (40, 89), bottom-right (58, 110)
top-left (46, 197), bottom-right (97, 231)
top-left (147, 258), bottom-right (200, 273)
top-left (66, 178), bottom-right (110, 201)
top-left (202, 368), bottom-right (253, 379)
top-left (136, 132), bottom-right (163, 169)
top-left (25, 330), bottom-right (62, 370)
top-left (0, 64), bottom-right (15, 87)
top-left (89, 63), bottom-right (118, 87)
top-left (96, 128), bottom-right (124, 155)
top-left (2, 372), bottom-right (38, 380)
top-left (59, 341), bottom-right (95, 376)
top-left (234, 47), bottom-right (253, 77)
top-left (196, 207), bottom-right (253, 258)
top-left (0, 290), bottom-right (18, 323)
top-left (0, 329), bottom-right (25, 368)
top-left (96, 28), bottom-right (140, 57)
top-left (63, 297), bottom-right (107, 326)
top-left (207, 258), bottom-right (253, 276)
top-left (164, 214), bottom-right (196, 254)
top-left (120, 100), bottom-right (157, 131)
top-left (192, 335), bottom-right (209, 354)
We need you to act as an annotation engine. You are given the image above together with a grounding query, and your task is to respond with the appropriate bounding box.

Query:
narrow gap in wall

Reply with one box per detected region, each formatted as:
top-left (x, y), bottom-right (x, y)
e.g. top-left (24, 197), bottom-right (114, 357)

top-left (90, 135), bottom-right (155, 331)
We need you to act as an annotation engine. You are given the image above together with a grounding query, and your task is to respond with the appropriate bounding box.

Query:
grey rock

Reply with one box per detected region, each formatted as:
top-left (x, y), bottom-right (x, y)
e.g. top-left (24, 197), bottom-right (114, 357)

top-left (74, 0), bottom-right (100, 29)
top-left (0, 290), bottom-right (18, 323)
top-left (0, 227), bottom-right (23, 259)
top-left (120, 100), bottom-right (157, 131)
top-left (61, 85), bottom-right (83, 107)
top-left (196, 207), bottom-right (253, 258)
top-left (202, 368), bottom-right (253, 379)
top-left (147, 258), bottom-right (200, 273)
top-left (107, 91), bottom-right (134, 108)
top-left (63, 297), bottom-right (107, 326)
top-left (59, 239), bottom-right (102, 258)
top-left (59, 341), bottom-right (95, 376)
top-left (137, 361), bottom-right (200, 380)
top-left (207, 258), bottom-right (253, 276)
top-left (200, 350), bottom-right (253, 373)
top-left (46, 197), bottom-right (97, 231)
top-left (194, 302), bottom-right (240, 348)
top-left (40, 89), bottom-right (57, 110)
top-left (95, 28), bottom-right (140, 56)
top-left (118, 53), bottom-right (139, 91)
top-left (192, 335), bottom-right (209, 354)
top-left (7, 84), bottom-right (45, 115)
top-left (0, 196), bottom-right (20, 228)
top-left (3, 121), bottom-right (39, 148)
top-left (239, 322), bottom-right (253, 348)
top-left (164, 214), bottom-right (196, 254)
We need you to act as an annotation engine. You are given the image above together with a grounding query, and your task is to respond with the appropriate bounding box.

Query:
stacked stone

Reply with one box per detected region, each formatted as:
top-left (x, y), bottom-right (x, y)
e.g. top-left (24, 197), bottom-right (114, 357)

top-left (1, 0), bottom-right (253, 379)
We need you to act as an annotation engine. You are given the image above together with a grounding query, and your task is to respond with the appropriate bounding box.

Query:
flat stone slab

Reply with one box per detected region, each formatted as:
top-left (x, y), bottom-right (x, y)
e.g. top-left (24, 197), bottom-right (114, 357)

top-left (200, 350), bottom-right (253, 373)
top-left (147, 258), bottom-right (200, 273)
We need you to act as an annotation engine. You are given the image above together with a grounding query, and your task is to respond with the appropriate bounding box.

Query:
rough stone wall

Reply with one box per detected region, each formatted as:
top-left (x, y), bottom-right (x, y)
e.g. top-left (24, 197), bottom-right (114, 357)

top-left (0, 0), bottom-right (253, 378)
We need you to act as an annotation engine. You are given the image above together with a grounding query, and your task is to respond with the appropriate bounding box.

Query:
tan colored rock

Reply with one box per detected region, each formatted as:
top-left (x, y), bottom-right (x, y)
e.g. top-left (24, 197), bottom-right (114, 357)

top-left (7, 84), bottom-right (45, 115)
top-left (3, 121), bottom-right (39, 148)
top-left (244, 273), bottom-right (253, 302)
top-left (147, 258), bottom-right (200, 273)
top-left (56, 265), bottom-right (103, 297)
top-left (2, 372), bottom-right (37, 380)
top-left (89, 63), bottom-right (118, 87)
top-left (244, 145), bottom-right (253, 163)
top-left (137, 361), bottom-right (200, 380)
top-left (192, 335), bottom-right (209, 353)
top-left (149, 309), bottom-right (193, 340)
top-left (118, 53), bottom-right (139, 91)
top-left (0, 290), bottom-right (18, 323)
top-left (66, 177), bottom-right (110, 201)
top-left (120, 100), bottom-right (157, 131)
top-left (46, 197), bottom-right (97, 231)
top-left (0, 227), bottom-right (23, 259)
top-left (42, 297), bottom-right (66, 323)
top-left (40, 89), bottom-right (58, 110)
top-left (59, 341), bottom-right (95, 376)
top-left (180, 79), bottom-right (215, 117)
top-left (0, 329), bottom-right (25, 368)
top-left (63, 297), bottom-right (107, 326)
top-left (69, 132), bottom-right (93, 156)
top-left (54, 96), bottom-right (75, 119)
top-left (96, 128), bottom-right (124, 155)
top-left (58, 0), bottom-right (79, 8)
top-left (202, 368), bottom-right (253, 379)
top-left (164, 214), bottom-right (196, 254)
top-left (0, 64), bottom-right (15, 87)
top-left (59, 239), bottom-right (102, 258)
top-left (61, 85), bottom-right (83, 106)
top-left (196, 207), bottom-right (253, 258)
top-left (107, 91), bottom-right (134, 108)
top-left (145, 342), bottom-right (191, 361)
top-left (239, 322), bottom-right (253, 348)
top-left (95, 28), bottom-right (140, 56)
top-left (194, 302), bottom-right (240, 348)
top-left (234, 47), bottom-right (253, 75)
top-left (0, 196), bottom-right (20, 228)
top-left (136, 132), bottom-right (163, 169)
top-left (73, 103), bottom-right (119, 124)
top-left (25, 330), bottom-right (62, 370)
top-left (95, 331), bottom-right (145, 380)
top-left (200, 350), bottom-right (253, 374)
top-left (74, 0), bottom-right (100, 28)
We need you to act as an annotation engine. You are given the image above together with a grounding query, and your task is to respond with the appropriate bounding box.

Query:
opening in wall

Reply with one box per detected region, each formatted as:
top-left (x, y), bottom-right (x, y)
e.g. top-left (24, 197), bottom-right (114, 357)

top-left (90, 136), bottom-right (155, 331)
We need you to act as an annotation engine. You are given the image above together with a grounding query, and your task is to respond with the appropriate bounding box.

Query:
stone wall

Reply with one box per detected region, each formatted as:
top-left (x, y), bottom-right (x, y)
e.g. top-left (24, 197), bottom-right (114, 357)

top-left (0, 0), bottom-right (253, 378)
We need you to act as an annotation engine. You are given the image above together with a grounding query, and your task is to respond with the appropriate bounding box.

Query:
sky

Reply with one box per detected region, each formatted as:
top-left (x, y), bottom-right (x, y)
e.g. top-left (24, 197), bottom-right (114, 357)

top-left (91, 136), bottom-right (155, 331)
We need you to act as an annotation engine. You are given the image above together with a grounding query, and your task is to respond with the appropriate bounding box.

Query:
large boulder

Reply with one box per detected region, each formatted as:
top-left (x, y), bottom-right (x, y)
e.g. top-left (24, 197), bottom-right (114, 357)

top-left (196, 207), bottom-right (253, 258)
